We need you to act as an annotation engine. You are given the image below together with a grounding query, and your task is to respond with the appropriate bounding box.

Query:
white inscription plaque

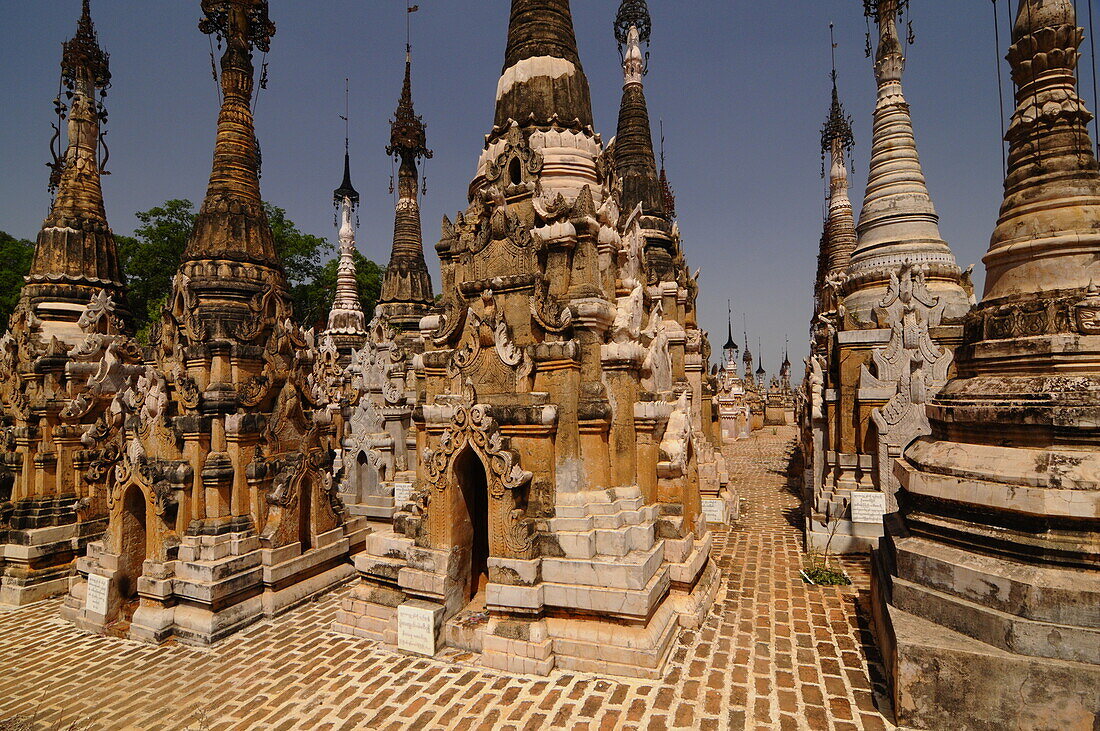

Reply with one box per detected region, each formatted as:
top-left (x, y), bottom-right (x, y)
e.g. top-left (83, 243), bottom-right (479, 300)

top-left (397, 601), bottom-right (438, 657)
top-left (700, 498), bottom-right (728, 525)
top-left (850, 491), bottom-right (888, 524)
top-left (392, 482), bottom-right (414, 508)
top-left (86, 573), bottom-right (110, 616)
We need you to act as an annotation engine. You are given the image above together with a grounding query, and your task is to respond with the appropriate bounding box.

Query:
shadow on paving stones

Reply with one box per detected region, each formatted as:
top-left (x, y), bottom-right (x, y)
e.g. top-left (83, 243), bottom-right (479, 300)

top-left (852, 588), bottom-right (897, 724)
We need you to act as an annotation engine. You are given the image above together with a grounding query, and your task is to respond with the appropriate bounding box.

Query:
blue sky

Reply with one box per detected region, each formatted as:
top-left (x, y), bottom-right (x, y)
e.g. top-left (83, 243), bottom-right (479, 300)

top-left (3, 1), bottom-right (1089, 375)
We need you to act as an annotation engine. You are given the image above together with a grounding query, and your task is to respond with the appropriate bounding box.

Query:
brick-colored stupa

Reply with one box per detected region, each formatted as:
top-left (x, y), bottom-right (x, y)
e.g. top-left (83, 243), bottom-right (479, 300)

top-left (333, 0), bottom-right (722, 678)
top-left (61, 0), bottom-right (359, 645)
top-left (0, 0), bottom-right (136, 607)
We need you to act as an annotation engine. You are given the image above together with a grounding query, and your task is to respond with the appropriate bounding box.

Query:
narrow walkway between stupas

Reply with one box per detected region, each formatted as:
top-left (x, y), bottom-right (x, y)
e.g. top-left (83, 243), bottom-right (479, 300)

top-left (0, 427), bottom-right (895, 731)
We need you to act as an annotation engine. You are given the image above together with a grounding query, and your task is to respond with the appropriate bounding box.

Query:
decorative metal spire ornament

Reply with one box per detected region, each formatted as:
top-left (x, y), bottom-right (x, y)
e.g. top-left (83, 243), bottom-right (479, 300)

top-left (49, 0), bottom-right (113, 193)
top-left (820, 24), bottom-right (854, 178)
top-left (326, 81), bottom-right (367, 348)
top-left (615, 0), bottom-right (651, 70)
top-left (723, 300), bottom-right (738, 354)
top-left (378, 19), bottom-right (435, 330)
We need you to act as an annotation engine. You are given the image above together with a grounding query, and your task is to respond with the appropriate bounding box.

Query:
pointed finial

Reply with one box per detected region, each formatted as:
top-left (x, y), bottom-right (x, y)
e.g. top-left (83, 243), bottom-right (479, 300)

top-left (615, 0), bottom-right (652, 49)
top-left (724, 299), bottom-right (738, 352)
top-left (334, 79), bottom-right (358, 207)
top-left (821, 24), bottom-right (854, 164)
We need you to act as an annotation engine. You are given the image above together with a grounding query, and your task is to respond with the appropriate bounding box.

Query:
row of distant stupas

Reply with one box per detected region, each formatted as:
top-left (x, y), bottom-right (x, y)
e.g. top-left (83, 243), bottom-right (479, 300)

top-left (799, 0), bottom-right (1098, 727)
top-left (0, 0), bottom-right (732, 679)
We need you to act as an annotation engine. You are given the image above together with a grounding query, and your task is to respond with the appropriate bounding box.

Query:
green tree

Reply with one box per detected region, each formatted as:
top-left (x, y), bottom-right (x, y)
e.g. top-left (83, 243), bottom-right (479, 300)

top-left (117, 199), bottom-right (195, 341)
top-left (309, 250), bottom-right (384, 330)
top-left (0, 231), bottom-right (36, 333)
top-left (263, 202), bottom-right (335, 330)
top-left (118, 200), bottom-right (378, 338)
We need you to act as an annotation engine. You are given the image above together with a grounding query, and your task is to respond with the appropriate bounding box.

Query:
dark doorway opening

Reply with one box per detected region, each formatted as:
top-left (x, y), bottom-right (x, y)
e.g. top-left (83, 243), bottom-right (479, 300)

top-left (299, 472), bottom-right (313, 551)
top-left (454, 448), bottom-right (489, 602)
top-left (114, 484), bottom-right (148, 629)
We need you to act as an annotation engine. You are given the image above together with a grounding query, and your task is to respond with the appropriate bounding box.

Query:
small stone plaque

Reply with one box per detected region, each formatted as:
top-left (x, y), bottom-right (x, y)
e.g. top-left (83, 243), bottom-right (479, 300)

top-left (392, 482), bottom-right (414, 507)
top-left (397, 601), bottom-right (439, 657)
top-left (86, 574), bottom-right (110, 616)
top-left (701, 498), bottom-right (728, 525)
top-left (851, 491), bottom-right (887, 524)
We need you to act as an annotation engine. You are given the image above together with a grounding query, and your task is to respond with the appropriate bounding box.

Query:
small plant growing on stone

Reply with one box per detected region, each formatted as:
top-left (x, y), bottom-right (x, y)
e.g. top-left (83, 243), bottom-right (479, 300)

top-left (802, 514), bottom-right (851, 586)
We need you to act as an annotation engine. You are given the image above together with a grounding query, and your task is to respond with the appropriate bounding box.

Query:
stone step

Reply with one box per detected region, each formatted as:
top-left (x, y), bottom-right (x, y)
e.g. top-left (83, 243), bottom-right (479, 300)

top-left (892, 574), bottom-right (1100, 666)
top-left (548, 504), bottom-right (658, 533)
top-left (553, 523), bottom-right (656, 559)
top-left (542, 542), bottom-right (665, 591)
top-left (174, 549), bottom-right (262, 584)
top-left (893, 534), bottom-right (1100, 630)
top-left (365, 531), bottom-right (412, 560)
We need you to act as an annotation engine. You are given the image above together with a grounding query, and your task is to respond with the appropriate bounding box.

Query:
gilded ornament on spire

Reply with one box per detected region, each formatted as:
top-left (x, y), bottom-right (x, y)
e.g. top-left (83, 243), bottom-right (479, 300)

top-left (387, 56), bottom-right (432, 162)
top-left (62, 0), bottom-right (111, 91)
top-left (820, 80), bottom-right (854, 170)
top-left (615, 0), bottom-right (652, 48)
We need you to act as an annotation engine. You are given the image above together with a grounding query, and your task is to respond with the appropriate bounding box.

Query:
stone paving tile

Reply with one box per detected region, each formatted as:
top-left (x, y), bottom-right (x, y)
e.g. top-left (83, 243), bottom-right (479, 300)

top-left (0, 427), bottom-right (894, 730)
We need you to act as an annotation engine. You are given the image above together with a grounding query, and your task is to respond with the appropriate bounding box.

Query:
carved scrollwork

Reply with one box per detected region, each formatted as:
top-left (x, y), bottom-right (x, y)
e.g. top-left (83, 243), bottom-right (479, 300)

top-left (484, 125), bottom-right (544, 189)
top-left (174, 368), bottom-right (201, 410)
top-left (235, 284), bottom-right (276, 342)
top-left (423, 392), bottom-right (533, 501)
top-left (531, 280), bottom-right (572, 334)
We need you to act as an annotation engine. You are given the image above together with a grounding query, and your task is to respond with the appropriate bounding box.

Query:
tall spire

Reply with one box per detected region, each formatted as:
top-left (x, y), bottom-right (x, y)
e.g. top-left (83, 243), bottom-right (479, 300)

top-left (613, 0), bottom-right (665, 223)
top-left (378, 43), bottom-right (434, 332)
top-left (723, 300), bottom-right (738, 353)
top-left (187, 0), bottom-right (277, 268)
top-left (848, 0), bottom-right (968, 318)
top-left (325, 82), bottom-right (367, 351)
top-left (23, 0), bottom-right (127, 324)
top-left (985, 0), bottom-right (1100, 301)
top-left (494, 0), bottom-right (593, 133)
top-left (819, 27), bottom-right (857, 286)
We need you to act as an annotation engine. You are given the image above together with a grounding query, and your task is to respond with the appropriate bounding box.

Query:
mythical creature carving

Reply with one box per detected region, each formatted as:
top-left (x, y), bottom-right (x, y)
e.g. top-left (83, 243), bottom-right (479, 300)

top-left (642, 303), bottom-right (673, 393)
top-left (861, 263), bottom-right (954, 507)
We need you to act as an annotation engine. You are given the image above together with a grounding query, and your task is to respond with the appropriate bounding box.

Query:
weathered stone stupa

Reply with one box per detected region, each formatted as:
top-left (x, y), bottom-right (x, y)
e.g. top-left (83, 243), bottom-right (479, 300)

top-left (333, 50), bottom-right (434, 527)
top-left (805, 0), bottom-right (974, 553)
top-left (62, 0), bottom-right (358, 645)
top-left (334, 0), bottom-right (718, 678)
top-left (378, 52), bottom-right (436, 336)
top-left (0, 0), bottom-right (139, 606)
top-left (872, 1), bottom-right (1100, 727)
top-left (715, 310), bottom-right (750, 443)
top-left (323, 144), bottom-right (369, 360)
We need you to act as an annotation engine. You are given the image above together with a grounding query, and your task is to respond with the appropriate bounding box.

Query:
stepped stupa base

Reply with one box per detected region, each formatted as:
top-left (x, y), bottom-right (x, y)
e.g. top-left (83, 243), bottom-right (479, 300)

top-left (63, 524), bottom-right (359, 646)
top-left (333, 485), bottom-right (716, 678)
top-left (872, 518), bottom-right (1100, 729)
top-left (0, 523), bottom-right (107, 607)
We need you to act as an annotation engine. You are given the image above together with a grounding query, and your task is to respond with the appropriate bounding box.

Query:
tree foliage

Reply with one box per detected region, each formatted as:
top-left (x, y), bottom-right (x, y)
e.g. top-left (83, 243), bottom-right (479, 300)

top-left (0, 232), bottom-right (36, 333)
top-left (117, 199), bottom-right (195, 340)
top-left (309, 250), bottom-right (384, 330)
top-left (115, 199), bottom-right (377, 338)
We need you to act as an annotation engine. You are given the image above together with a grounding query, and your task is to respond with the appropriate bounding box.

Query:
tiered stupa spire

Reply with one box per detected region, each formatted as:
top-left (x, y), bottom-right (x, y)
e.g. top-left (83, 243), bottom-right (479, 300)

top-left (847, 0), bottom-right (969, 320)
top-left (23, 0), bottom-right (127, 334)
top-left (985, 0), bottom-right (1100, 300)
top-left (494, 0), bottom-right (593, 134)
top-left (613, 0), bottom-right (665, 222)
top-left (325, 117), bottom-right (368, 353)
top-left (818, 61), bottom-right (856, 293)
top-left (873, 3), bottom-right (1100, 724)
top-left (186, 0), bottom-right (278, 271)
top-left (378, 49), bottom-right (435, 333)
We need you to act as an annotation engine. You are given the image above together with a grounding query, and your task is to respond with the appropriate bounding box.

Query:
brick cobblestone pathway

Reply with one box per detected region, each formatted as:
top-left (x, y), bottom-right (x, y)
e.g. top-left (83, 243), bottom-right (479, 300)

top-left (0, 427), bottom-right (895, 730)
